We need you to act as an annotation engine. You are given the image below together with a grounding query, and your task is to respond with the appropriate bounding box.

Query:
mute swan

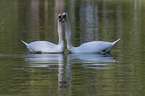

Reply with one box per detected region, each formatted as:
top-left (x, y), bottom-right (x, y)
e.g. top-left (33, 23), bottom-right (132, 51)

top-left (22, 14), bottom-right (64, 54)
top-left (62, 13), bottom-right (120, 54)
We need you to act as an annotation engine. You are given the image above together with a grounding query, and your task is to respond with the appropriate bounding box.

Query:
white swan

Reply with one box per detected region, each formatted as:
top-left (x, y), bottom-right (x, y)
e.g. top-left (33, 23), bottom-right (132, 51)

top-left (62, 13), bottom-right (120, 54)
top-left (22, 14), bottom-right (64, 54)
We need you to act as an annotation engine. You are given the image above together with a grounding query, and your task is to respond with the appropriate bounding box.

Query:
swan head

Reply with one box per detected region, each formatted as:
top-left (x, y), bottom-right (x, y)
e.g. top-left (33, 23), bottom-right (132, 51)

top-left (58, 14), bottom-right (62, 22)
top-left (62, 13), bottom-right (68, 22)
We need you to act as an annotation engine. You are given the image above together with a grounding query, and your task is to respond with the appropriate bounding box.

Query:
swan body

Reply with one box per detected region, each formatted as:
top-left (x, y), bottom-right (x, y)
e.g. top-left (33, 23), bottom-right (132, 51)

top-left (21, 40), bottom-right (64, 53)
top-left (68, 39), bottom-right (120, 54)
top-left (22, 14), bottom-right (64, 54)
top-left (63, 13), bottom-right (120, 54)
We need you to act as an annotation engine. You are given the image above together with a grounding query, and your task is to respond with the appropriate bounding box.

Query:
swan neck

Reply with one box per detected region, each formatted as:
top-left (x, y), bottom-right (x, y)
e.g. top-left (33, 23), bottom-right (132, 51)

top-left (58, 21), bottom-right (64, 46)
top-left (65, 17), bottom-right (72, 49)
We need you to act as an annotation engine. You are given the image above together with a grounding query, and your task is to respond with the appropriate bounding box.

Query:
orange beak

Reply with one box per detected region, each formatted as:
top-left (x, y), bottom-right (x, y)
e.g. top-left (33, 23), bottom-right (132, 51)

top-left (63, 18), bottom-right (65, 22)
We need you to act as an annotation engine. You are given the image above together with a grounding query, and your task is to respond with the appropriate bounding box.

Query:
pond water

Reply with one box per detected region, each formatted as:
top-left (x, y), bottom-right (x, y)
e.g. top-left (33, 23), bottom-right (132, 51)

top-left (0, 0), bottom-right (145, 96)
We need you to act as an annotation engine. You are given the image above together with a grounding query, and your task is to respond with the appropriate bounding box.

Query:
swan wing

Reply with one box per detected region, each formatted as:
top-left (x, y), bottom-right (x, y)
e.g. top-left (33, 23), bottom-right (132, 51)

top-left (71, 41), bottom-right (113, 53)
top-left (27, 41), bottom-right (58, 53)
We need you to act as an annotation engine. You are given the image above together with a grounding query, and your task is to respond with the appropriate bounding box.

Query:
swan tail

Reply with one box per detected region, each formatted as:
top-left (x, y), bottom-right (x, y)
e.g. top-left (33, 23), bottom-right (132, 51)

top-left (105, 38), bottom-right (120, 53)
top-left (113, 38), bottom-right (120, 45)
top-left (21, 40), bottom-right (28, 46)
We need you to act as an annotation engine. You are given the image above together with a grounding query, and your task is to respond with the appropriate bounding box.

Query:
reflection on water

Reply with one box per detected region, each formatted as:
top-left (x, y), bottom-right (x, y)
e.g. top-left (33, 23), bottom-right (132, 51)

top-left (24, 53), bottom-right (116, 95)
top-left (25, 54), bottom-right (64, 68)
top-left (25, 54), bottom-right (71, 89)
top-left (68, 53), bottom-right (116, 69)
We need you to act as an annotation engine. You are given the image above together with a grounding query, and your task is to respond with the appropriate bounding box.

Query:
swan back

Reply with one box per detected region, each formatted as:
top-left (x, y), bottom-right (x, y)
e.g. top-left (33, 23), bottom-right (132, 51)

top-left (70, 41), bottom-right (113, 53)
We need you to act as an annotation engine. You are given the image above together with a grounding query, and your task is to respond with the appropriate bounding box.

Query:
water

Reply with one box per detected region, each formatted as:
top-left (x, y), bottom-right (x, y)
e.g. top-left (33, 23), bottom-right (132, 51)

top-left (0, 0), bottom-right (145, 96)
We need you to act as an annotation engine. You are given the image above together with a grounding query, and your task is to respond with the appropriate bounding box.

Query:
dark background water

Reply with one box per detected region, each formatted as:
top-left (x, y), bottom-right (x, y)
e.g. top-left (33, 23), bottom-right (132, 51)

top-left (0, 0), bottom-right (145, 96)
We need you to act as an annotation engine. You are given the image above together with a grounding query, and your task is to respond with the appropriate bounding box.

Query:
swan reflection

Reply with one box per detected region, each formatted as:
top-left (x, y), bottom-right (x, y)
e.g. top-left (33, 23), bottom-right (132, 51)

top-left (24, 53), bottom-right (116, 90)
top-left (25, 54), bottom-right (64, 68)
top-left (68, 53), bottom-right (116, 70)
top-left (24, 54), bottom-right (71, 89)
